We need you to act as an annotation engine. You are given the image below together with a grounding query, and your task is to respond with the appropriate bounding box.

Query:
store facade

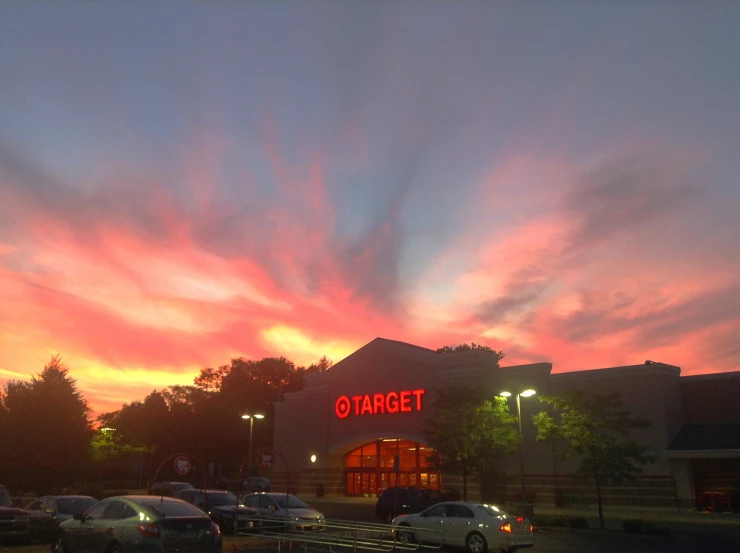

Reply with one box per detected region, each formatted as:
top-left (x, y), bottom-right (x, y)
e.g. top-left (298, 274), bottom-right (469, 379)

top-left (272, 338), bottom-right (740, 508)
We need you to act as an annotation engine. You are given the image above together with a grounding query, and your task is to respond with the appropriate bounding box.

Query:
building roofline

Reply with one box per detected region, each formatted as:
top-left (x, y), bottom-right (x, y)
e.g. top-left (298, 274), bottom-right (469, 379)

top-left (551, 363), bottom-right (681, 381)
top-left (680, 371), bottom-right (740, 382)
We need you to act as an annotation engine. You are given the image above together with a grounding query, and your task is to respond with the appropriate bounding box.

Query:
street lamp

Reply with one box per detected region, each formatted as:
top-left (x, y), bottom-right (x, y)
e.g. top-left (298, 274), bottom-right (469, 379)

top-left (500, 389), bottom-right (536, 504)
top-left (241, 413), bottom-right (265, 481)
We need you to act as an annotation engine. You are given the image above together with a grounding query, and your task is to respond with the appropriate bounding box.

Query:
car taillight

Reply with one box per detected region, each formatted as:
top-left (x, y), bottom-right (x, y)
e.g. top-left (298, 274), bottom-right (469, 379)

top-left (212, 522), bottom-right (221, 535)
top-left (499, 522), bottom-right (512, 533)
top-left (136, 523), bottom-right (161, 537)
top-left (516, 516), bottom-right (524, 522)
top-left (530, 524), bottom-right (534, 532)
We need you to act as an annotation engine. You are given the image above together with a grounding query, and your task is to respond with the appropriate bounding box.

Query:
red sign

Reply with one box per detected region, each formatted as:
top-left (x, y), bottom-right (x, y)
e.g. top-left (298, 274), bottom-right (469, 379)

top-left (335, 389), bottom-right (425, 419)
top-left (259, 452), bottom-right (274, 471)
top-left (174, 455), bottom-right (191, 475)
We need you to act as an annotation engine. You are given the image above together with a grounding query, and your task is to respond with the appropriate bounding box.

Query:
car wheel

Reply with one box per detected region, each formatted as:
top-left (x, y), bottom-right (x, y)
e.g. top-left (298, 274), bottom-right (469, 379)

top-left (396, 523), bottom-right (415, 545)
top-left (465, 532), bottom-right (488, 553)
top-left (51, 532), bottom-right (67, 553)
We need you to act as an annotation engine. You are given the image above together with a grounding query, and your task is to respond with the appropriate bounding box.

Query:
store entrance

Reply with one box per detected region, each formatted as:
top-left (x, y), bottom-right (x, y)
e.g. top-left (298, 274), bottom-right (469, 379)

top-left (344, 439), bottom-right (440, 496)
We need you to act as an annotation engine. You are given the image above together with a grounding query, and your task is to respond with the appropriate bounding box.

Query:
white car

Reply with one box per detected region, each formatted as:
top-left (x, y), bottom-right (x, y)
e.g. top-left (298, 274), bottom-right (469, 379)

top-left (392, 501), bottom-right (534, 553)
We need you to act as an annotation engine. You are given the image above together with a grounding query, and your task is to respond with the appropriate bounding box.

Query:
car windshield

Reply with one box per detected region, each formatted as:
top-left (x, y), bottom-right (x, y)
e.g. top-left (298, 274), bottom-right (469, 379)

top-left (58, 498), bottom-right (97, 515)
top-left (139, 499), bottom-right (206, 517)
top-left (274, 495), bottom-right (307, 509)
top-left (206, 493), bottom-right (240, 507)
top-left (477, 505), bottom-right (506, 517)
top-left (0, 488), bottom-right (10, 506)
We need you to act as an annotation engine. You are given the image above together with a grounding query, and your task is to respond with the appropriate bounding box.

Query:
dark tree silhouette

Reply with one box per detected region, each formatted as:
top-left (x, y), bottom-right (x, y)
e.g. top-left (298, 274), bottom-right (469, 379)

top-left (0, 355), bottom-right (93, 493)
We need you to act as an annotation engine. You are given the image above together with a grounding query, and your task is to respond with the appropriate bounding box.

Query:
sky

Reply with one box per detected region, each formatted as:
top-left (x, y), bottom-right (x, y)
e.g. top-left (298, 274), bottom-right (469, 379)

top-left (1, 1), bottom-right (739, 416)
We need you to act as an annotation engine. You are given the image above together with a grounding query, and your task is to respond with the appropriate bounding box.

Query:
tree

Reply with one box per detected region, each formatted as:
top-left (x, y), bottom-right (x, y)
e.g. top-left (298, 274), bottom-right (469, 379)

top-left (0, 355), bottom-right (93, 493)
top-left (436, 343), bottom-right (505, 362)
top-left (532, 391), bottom-right (653, 529)
top-left (304, 356), bottom-right (333, 373)
top-left (424, 386), bottom-right (518, 500)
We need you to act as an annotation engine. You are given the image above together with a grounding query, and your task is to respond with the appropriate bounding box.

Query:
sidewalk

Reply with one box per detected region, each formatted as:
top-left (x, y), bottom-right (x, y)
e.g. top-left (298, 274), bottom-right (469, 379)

top-left (306, 495), bottom-right (740, 530)
top-left (522, 504), bottom-right (740, 532)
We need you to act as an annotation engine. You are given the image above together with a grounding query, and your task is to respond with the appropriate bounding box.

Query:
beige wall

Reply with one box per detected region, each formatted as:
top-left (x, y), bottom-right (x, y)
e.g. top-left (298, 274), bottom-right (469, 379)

top-left (273, 338), bottom-right (684, 500)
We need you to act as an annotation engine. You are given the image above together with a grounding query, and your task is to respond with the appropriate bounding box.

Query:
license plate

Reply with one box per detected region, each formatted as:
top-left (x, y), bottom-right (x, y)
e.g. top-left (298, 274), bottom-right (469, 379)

top-left (181, 531), bottom-right (197, 539)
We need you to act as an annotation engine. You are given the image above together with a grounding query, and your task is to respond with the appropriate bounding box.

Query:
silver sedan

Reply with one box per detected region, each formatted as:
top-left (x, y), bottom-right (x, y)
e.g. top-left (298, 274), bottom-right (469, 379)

top-left (392, 501), bottom-right (534, 553)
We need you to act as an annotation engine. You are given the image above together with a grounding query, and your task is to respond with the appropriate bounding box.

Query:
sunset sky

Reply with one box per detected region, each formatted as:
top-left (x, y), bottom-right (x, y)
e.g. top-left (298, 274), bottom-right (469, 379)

top-left (1, 2), bottom-right (739, 416)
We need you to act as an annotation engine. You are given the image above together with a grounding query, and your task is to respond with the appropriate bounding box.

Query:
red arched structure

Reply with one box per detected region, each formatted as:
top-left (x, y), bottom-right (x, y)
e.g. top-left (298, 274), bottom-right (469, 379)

top-left (151, 452), bottom-right (209, 504)
top-left (235, 447), bottom-right (291, 500)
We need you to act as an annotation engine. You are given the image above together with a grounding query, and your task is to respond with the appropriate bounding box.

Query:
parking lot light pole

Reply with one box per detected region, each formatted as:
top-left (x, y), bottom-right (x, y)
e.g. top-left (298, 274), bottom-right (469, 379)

top-left (241, 414), bottom-right (265, 481)
top-left (500, 389), bottom-right (536, 503)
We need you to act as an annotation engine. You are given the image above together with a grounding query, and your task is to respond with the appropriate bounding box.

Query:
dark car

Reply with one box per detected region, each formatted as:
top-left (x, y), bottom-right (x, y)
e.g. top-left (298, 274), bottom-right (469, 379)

top-left (25, 495), bottom-right (97, 542)
top-left (241, 476), bottom-right (271, 493)
top-left (149, 481), bottom-right (196, 497)
top-left (52, 495), bottom-right (221, 553)
top-left (174, 489), bottom-right (258, 535)
top-left (0, 485), bottom-right (29, 544)
top-left (375, 486), bottom-right (449, 524)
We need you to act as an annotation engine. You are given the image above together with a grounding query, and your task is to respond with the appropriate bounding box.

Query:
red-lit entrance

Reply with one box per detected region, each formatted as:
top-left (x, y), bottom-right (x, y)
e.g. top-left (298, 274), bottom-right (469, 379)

top-left (344, 439), bottom-right (440, 496)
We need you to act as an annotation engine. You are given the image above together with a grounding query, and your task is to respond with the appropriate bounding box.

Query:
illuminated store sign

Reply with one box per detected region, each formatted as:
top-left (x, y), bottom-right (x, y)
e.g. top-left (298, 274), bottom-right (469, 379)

top-left (335, 389), bottom-right (425, 419)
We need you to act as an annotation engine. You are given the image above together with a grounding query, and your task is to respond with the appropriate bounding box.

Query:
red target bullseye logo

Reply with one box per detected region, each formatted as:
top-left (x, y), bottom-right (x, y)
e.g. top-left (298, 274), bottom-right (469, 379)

top-left (335, 395), bottom-right (351, 419)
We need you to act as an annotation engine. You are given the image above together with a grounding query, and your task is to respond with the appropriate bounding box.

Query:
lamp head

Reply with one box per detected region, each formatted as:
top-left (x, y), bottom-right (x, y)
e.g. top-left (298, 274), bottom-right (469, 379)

top-left (499, 391), bottom-right (512, 397)
top-left (254, 414), bottom-right (265, 419)
top-left (520, 389), bottom-right (536, 397)
top-left (241, 414), bottom-right (250, 419)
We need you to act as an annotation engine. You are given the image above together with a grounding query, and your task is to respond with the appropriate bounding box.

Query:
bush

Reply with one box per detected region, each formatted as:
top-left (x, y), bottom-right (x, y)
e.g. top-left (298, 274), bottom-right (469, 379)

top-left (622, 519), bottom-right (644, 534)
top-left (567, 517), bottom-right (589, 529)
top-left (643, 522), bottom-right (671, 536)
top-left (549, 515), bottom-right (568, 527)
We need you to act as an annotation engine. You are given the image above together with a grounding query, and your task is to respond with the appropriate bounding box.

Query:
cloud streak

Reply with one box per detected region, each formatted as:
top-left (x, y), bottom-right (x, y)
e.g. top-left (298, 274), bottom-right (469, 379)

top-left (1, 1), bottom-right (739, 414)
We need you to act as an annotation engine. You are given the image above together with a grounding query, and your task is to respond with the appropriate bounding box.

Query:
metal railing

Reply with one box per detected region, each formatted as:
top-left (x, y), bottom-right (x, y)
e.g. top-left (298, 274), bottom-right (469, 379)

top-left (233, 516), bottom-right (444, 553)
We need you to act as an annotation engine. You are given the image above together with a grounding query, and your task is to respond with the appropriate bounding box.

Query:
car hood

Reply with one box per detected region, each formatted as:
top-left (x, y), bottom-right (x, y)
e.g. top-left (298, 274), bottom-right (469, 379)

top-left (281, 508), bottom-right (323, 519)
top-left (0, 506), bottom-right (25, 515)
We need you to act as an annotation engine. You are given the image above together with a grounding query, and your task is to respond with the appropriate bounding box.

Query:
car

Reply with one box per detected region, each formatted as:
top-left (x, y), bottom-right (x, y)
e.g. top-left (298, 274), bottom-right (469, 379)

top-left (241, 492), bottom-right (325, 532)
top-left (149, 481), bottom-right (196, 497)
top-left (392, 501), bottom-right (534, 553)
top-left (375, 486), bottom-right (449, 524)
top-left (52, 495), bottom-right (221, 553)
top-left (174, 489), bottom-right (258, 535)
top-left (242, 476), bottom-right (271, 493)
top-left (25, 495), bottom-right (98, 542)
top-left (0, 485), bottom-right (29, 544)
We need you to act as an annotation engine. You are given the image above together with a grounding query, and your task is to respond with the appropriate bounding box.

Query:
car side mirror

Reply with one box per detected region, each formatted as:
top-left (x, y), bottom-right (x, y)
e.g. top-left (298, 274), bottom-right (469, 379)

top-left (73, 513), bottom-right (85, 521)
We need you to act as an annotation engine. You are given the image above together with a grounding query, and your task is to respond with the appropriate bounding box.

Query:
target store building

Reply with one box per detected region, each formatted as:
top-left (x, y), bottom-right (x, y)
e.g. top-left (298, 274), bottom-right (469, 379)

top-left (273, 338), bottom-right (740, 508)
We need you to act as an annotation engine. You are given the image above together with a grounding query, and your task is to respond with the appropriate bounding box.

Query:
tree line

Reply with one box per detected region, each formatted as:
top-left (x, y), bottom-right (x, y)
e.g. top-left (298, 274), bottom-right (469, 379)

top-left (0, 345), bottom-right (652, 528)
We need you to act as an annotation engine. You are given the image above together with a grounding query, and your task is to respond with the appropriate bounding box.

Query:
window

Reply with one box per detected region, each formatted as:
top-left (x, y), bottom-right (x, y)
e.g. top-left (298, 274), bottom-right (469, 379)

top-left (448, 505), bottom-right (474, 518)
top-left (102, 501), bottom-right (127, 520)
top-left (27, 499), bottom-right (43, 511)
top-left (258, 496), bottom-right (277, 510)
top-left (137, 499), bottom-right (204, 517)
top-left (204, 492), bottom-right (239, 507)
top-left (122, 505), bottom-right (137, 519)
top-left (42, 498), bottom-right (56, 513)
top-left (84, 501), bottom-right (111, 520)
top-left (244, 495), bottom-right (259, 508)
top-left (425, 504), bottom-right (449, 517)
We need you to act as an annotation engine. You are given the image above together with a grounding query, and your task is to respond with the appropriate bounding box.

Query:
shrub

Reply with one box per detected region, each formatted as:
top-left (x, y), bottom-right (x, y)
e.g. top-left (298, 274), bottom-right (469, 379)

top-left (622, 519), bottom-right (644, 533)
top-left (549, 515), bottom-right (568, 527)
top-left (567, 517), bottom-right (589, 529)
top-left (643, 522), bottom-right (671, 536)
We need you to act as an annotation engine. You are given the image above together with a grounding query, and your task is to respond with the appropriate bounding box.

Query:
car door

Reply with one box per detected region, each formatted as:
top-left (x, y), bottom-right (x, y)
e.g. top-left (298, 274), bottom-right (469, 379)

top-left (416, 503), bottom-right (449, 545)
top-left (25, 498), bottom-right (44, 540)
top-left (42, 497), bottom-right (60, 542)
top-left (445, 504), bottom-right (476, 547)
top-left (90, 501), bottom-right (127, 553)
top-left (66, 500), bottom-right (111, 553)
